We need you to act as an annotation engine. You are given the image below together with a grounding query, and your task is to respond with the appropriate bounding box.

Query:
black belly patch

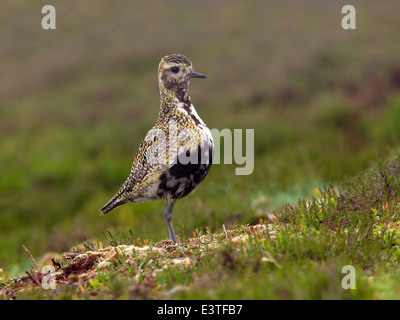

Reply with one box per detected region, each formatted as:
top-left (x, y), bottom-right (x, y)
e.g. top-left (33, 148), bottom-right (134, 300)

top-left (157, 145), bottom-right (213, 199)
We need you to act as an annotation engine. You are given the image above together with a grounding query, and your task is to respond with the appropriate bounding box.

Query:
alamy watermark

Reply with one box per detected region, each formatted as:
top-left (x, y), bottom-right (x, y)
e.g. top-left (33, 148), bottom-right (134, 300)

top-left (41, 265), bottom-right (56, 290)
top-left (341, 5), bottom-right (356, 30)
top-left (144, 121), bottom-right (254, 175)
top-left (41, 5), bottom-right (56, 30)
top-left (341, 265), bottom-right (356, 290)
top-left (41, 4), bottom-right (357, 31)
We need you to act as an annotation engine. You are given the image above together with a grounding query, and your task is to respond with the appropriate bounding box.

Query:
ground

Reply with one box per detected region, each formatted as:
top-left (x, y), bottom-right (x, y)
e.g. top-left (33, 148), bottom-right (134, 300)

top-left (1, 155), bottom-right (399, 299)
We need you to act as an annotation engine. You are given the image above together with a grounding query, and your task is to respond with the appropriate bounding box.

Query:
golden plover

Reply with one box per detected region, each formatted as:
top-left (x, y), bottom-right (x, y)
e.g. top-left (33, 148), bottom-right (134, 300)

top-left (100, 54), bottom-right (214, 244)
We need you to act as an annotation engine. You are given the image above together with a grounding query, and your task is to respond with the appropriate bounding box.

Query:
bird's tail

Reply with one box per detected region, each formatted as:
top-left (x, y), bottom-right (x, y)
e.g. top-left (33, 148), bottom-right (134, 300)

top-left (99, 192), bottom-right (128, 215)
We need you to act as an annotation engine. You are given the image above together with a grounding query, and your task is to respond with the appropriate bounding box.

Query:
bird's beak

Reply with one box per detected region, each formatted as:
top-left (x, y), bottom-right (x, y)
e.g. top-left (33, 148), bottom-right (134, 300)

top-left (190, 70), bottom-right (206, 78)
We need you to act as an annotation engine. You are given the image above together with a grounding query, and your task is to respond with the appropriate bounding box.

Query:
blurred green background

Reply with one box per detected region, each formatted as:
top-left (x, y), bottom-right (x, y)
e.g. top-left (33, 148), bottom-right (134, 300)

top-left (1, 0), bottom-right (400, 274)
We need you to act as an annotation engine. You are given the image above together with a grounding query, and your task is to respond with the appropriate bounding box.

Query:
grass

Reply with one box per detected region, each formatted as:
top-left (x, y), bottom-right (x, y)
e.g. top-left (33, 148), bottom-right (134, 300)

top-left (1, 154), bottom-right (399, 299)
top-left (1, 0), bottom-right (400, 299)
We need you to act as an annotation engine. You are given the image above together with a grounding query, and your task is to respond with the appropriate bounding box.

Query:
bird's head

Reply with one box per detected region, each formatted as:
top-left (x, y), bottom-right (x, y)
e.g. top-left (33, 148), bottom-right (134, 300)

top-left (158, 54), bottom-right (206, 94)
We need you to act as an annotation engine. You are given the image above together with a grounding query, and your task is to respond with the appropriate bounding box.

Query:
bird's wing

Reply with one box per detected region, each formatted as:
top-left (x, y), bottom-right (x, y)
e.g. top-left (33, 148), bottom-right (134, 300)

top-left (100, 128), bottom-right (166, 214)
top-left (121, 127), bottom-right (171, 197)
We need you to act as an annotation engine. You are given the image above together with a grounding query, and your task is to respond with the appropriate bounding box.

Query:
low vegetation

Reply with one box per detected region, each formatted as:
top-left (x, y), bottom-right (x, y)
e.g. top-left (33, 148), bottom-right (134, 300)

top-left (1, 154), bottom-right (399, 299)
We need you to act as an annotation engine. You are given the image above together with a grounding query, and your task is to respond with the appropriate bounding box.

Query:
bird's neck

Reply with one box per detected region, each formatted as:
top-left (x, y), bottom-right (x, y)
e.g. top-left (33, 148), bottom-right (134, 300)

top-left (158, 86), bottom-right (191, 115)
top-left (157, 86), bottom-right (205, 127)
top-left (160, 84), bottom-right (190, 103)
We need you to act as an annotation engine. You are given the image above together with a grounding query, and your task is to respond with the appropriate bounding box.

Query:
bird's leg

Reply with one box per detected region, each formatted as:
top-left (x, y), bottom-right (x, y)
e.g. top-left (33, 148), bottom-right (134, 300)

top-left (164, 198), bottom-right (178, 244)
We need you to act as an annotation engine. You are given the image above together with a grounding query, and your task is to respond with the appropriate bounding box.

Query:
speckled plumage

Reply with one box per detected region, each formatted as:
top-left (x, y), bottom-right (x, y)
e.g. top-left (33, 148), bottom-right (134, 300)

top-left (100, 54), bottom-right (213, 244)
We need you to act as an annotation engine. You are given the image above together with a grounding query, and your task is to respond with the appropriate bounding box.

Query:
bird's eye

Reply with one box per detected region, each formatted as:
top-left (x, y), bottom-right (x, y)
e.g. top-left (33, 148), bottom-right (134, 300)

top-left (171, 66), bottom-right (180, 73)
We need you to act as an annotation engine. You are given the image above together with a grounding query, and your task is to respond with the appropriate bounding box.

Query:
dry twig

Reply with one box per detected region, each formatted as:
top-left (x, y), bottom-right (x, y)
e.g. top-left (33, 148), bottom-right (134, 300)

top-left (22, 245), bottom-right (39, 272)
